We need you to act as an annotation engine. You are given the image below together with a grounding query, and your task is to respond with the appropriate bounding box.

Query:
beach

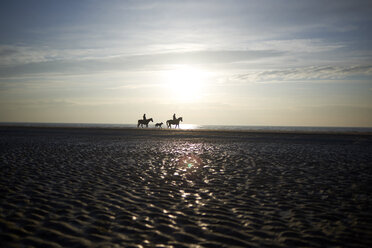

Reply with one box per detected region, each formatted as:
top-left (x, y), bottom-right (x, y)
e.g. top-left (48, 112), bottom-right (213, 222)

top-left (1, 126), bottom-right (371, 247)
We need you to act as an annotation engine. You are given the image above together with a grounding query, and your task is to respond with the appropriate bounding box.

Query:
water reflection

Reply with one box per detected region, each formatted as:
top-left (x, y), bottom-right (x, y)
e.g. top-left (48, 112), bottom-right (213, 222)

top-left (177, 154), bottom-right (203, 170)
top-left (179, 124), bottom-right (200, 130)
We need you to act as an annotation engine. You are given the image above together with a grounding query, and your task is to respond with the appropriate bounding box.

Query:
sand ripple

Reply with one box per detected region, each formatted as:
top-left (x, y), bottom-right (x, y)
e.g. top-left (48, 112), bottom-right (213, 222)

top-left (1, 128), bottom-right (372, 247)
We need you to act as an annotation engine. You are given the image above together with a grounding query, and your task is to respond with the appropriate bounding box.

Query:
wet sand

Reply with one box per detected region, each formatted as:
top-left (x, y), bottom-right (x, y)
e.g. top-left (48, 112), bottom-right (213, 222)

top-left (1, 126), bottom-right (372, 247)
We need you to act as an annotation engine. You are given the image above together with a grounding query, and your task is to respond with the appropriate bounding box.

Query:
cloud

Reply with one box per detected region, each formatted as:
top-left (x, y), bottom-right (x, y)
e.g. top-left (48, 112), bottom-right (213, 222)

top-left (234, 65), bottom-right (372, 82)
top-left (0, 45), bottom-right (48, 66)
top-left (133, 50), bottom-right (283, 65)
top-left (0, 45), bottom-right (123, 67)
top-left (0, 46), bottom-right (19, 56)
top-left (250, 39), bottom-right (344, 53)
top-left (0, 49), bottom-right (283, 78)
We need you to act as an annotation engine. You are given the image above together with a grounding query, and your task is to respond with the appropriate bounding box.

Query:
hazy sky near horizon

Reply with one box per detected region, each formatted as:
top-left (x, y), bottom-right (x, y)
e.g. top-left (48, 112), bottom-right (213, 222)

top-left (1, 0), bottom-right (372, 126)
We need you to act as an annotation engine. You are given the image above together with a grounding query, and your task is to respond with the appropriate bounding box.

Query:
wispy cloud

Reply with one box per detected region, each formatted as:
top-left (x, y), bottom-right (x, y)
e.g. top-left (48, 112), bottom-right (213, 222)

top-left (0, 45), bottom-right (124, 67)
top-left (234, 65), bottom-right (372, 82)
top-left (0, 49), bottom-right (284, 78)
top-left (250, 39), bottom-right (344, 53)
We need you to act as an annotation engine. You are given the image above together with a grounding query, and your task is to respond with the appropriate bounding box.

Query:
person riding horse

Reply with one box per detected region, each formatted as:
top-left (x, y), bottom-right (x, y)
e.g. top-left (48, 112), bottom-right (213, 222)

top-left (138, 114), bottom-right (153, 127)
top-left (167, 115), bottom-right (182, 128)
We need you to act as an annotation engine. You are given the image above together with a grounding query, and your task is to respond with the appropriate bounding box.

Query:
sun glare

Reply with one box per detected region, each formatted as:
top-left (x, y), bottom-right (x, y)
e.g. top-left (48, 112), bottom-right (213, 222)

top-left (164, 66), bottom-right (208, 102)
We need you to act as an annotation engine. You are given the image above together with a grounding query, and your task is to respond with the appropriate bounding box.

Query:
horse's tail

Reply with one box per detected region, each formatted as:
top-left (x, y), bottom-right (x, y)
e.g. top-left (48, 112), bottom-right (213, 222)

top-left (137, 120), bottom-right (141, 127)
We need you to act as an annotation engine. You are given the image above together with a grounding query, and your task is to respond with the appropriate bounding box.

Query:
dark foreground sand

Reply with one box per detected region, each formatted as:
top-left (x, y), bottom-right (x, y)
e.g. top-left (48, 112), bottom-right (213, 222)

top-left (1, 127), bottom-right (372, 248)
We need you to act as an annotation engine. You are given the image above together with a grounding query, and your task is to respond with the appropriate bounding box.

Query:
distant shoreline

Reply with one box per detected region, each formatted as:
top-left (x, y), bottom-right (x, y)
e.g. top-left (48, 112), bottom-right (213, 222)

top-left (0, 122), bottom-right (371, 135)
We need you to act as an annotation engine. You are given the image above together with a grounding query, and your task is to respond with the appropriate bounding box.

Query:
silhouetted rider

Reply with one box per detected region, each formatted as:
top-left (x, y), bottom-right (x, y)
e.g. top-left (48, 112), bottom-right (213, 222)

top-left (143, 114), bottom-right (147, 121)
top-left (173, 113), bottom-right (176, 121)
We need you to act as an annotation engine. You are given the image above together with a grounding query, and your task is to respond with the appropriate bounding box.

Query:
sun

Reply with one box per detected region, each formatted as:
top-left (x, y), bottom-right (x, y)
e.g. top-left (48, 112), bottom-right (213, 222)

top-left (164, 66), bottom-right (207, 102)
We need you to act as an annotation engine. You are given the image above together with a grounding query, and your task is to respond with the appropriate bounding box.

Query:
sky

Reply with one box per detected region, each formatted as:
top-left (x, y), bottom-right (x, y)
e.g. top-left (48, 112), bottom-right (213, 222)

top-left (0, 0), bottom-right (372, 127)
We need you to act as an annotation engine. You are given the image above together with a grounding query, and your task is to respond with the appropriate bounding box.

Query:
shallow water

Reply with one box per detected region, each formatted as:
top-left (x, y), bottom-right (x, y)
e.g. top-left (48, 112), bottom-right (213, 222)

top-left (1, 128), bottom-right (372, 247)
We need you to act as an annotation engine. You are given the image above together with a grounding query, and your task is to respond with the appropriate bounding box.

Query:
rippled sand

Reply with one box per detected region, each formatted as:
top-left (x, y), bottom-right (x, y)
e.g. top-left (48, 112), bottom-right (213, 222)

top-left (1, 127), bottom-right (372, 247)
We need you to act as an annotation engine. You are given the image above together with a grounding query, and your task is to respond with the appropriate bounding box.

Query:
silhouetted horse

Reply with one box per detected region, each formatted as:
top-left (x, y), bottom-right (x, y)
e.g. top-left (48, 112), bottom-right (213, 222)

top-left (166, 117), bottom-right (183, 128)
top-left (138, 118), bottom-right (153, 128)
